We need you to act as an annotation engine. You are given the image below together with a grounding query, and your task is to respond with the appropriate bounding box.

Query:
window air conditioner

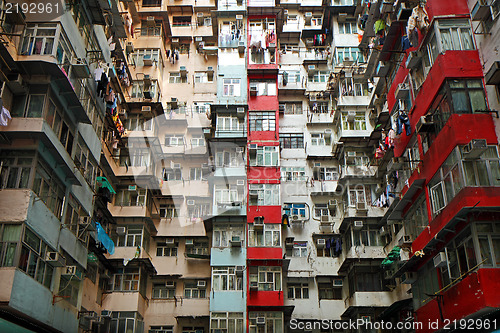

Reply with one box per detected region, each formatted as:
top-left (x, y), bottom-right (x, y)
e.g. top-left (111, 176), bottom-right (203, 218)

top-left (235, 266), bottom-right (244, 275)
top-left (143, 54), bottom-right (153, 66)
top-left (353, 220), bottom-right (363, 229)
top-left (256, 317), bottom-right (266, 325)
top-left (416, 115), bottom-right (435, 133)
top-left (356, 201), bottom-right (367, 211)
top-left (185, 239), bottom-right (194, 246)
top-left (237, 179), bottom-right (245, 186)
top-left (433, 252), bottom-right (447, 268)
top-left (316, 239), bottom-right (326, 248)
top-left (165, 238), bottom-right (175, 244)
top-left (230, 235), bottom-right (242, 247)
top-left (401, 272), bottom-right (417, 284)
top-left (187, 200), bottom-right (195, 205)
top-left (250, 281), bottom-right (258, 289)
top-left (166, 281), bottom-right (175, 288)
top-left (116, 227), bottom-right (126, 235)
top-left (333, 278), bottom-right (343, 287)
top-left (45, 252), bottom-right (66, 267)
top-left (142, 106), bottom-right (152, 113)
top-left (197, 280), bottom-right (206, 288)
top-left (462, 139), bottom-right (487, 159)
top-left (347, 111), bottom-right (356, 122)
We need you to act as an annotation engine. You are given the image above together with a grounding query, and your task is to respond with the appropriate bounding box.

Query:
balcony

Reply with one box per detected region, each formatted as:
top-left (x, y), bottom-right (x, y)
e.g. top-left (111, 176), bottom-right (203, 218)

top-left (212, 201), bottom-right (246, 216)
top-left (306, 110), bottom-right (334, 124)
top-left (343, 291), bottom-right (397, 315)
top-left (101, 291), bottom-right (149, 318)
top-left (214, 128), bottom-right (247, 139)
top-left (309, 181), bottom-right (338, 196)
top-left (219, 34), bottom-right (245, 49)
top-left (161, 180), bottom-right (210, 197)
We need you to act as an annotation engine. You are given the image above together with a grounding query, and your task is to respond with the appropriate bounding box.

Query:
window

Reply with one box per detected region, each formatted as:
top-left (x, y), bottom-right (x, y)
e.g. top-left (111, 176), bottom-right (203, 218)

top-left (142, 0), bottom-right (162, 6)
top-left (194, 72), bottom-right (213, 83)
top-left (212, 267), bottom-right (243, 291)
top-left (213, 225), bottom-right (244, 248)
top-left (130, 48), bottom-right (161, 67)
top-left (0, 150), bottom-right (34, 190)
top-left (311, 133), bottom-right (331, 146)
top-left (116, 226), bottom-right (150, 250)
top-left (215, 149), bottom-right (245, 167)
top-left (281, 71), bottom-right (301, 85)
top-left (280, 133), bottom-right (304, 149)
top-left (286, 242), bottom-right (308, 257)
top-left (287, 282), bottom-right (309, 299)
top-left (216, 116), bottom-right (244, 132)
top-left (344, 151), bottom-right (370, 166)
top-left (340, 79), bottom-right (368, 97)
top-left (126, 115), bottom-right (153, 131)
top-left (281, 167), bottom-right (306, 181)
top-left (184, 280), bottom-right (206, 298)
top-left (21, 23), bottom-right (59, 56)
top-left (185, 239), bottom-right (209, 256)
top-left (448, 79), bottom-right (487, 114)
top-left (150, 326), bottom-right (174, 333)
top-left (73, 138), bottom-right (98, 187)
top-left (110, 312), bottom-right (144, 333)
top-left (115, 188), bottom-right (147, 206)
top-left (169, 72), bottom-right (187, 83)
top-left (248, 312), bottom-right (283, 333)
top-left (250, 146), bottom-right (279, 167)
top-left (348, 185), bottom-right (372, 206)
top-left (172, 16), bottom-right (192, 27)
top-left (214, 185), bottom-right (241, 205)
top-left (111, 268), bottom-right (141, 291)
top-left (31, 156), bottom-right (65, 218)
top-left (59, 275), bottom-right (80, 306)
top-left (183, 327), bottom-right (205, 333)
top-left (404, 196), bottom-right (429, 241)
top-left (210, 312), bottom-right (244, 333)
top-left (310, 101), bottom-right (329, 113)
top-left (349, 225), bottom-right (383, 247)
top-left (223, 79), bottom-right (241, 96)
top-left (191, 135), bottom-right (205, 147)
top-left (339, 21), bottom-right (357, 34)
top-left (0, 224), bottom-right (22, 267)
top-left (249, 266), bottom-right (282, 291)
top-left (17, 227), bottom-right (54, 289)
top-left (309, 71), bottom-right (329, 83)
top-left (313, 204), bottom-right (330, 219)
top-left (140, 19), bottom-right (162, 36)
top-left (159, 204), bottom-right (178, 218)
top-left (164, 135), bottom-right (185, 146)
top-left (190, 167), bottom-right (208, 180)
top-left (193, 102), bottom-right (211, 113)
top-left (334, 47), bottom-right (364, 64)
top-left (248, 184), bottom-right (280, 206)
top-left (313, 167), bottom-right (339, 181)
top-left (64, 194), bottom-right (90, 237)
top-left (316, 237), bottom-right (342, 257)
top-left (348, 266), bottom-right (388, 296)
top-left (311, 15), bottom-right (322, 26)
top-left (318, 282), bottom-right (342, 300)
top-left (342, 112), bottom-right (367, 130)
top-left (249, 112), bottom-right (276, 132)
top-left (152, 282), bottom-right (175, 299)
top-left (280, 102), bottom-right (303, 114)
top-left (188, 203), bottom-right (210, 219)
top-left (249, 81), bottom-right (277, 96)
top-left (162, 168), bottom-right (182, 181)
top-left (428, 146), bottom-right (500, 216)
top-left (438, 19), bottom-right (474, 51)
top-left (283, 203), bottom-right (307, 218)
top-left (131, 80), bottom-right (159, 99)
top-left (156, 242), bottom-right (178, 257)
top-left (248, 224), bottom-right (281, 247)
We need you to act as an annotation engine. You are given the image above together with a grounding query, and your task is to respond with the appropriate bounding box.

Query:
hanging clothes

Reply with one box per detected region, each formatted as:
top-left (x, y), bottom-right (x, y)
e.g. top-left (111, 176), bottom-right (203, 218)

top-left (397, 112), bottom-right (411, 136)
top-left (374, 19), bottom-right (386, 35)
top-left (0, 106), bottom-right (12, 126)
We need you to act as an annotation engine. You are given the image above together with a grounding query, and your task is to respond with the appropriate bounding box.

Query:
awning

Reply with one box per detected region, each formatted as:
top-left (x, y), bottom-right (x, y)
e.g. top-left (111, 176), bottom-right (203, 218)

top-left (96, 176), bottom-right (116, 194)
top-left (387, 178), bottom-right (425, 222)
top-left (96, 222), bottom-right (115, 255)
top-left (377, 298), bottom-right (412, 320)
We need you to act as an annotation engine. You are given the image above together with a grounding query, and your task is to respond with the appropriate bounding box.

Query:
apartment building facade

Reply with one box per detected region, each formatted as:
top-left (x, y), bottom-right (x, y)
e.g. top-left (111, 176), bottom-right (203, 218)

top-left (1, 0), bottom-right (499, 332)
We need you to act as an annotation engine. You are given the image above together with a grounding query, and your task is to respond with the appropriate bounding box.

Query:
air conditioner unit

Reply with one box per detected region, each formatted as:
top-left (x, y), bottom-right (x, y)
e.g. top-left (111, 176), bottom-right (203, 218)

top-left (230, 235), bottom-right (242, 247)
top-left (126, 42), bottom-right (134, 54)
top-left (142, 105), bottom-right (152, 113)
top-left (195, 36), bottom-right (203, 43)
top-left (316, 239), bottom-right (326, 248)
top-left (116, 227), bottom-right (126, 235)
top-left (290, 215), bottom-right (302, 223)
top-left (197, 280), bottom-right (206, 288)
top-left (309, 96), bottom-right (317, 102)
top-left (471, 0), bottom-right (492, 21)
top-left (356, 202), bottom-right (367, 211)
top-left (250, 85), bottom-right (258, 96)
top-left (401, 272), bottom-right (418, 284)
top-left (256, 317), bottom-right (266, 325)
top-left (328, 200), bottom-right (337, 209)
top-left (207, 66), bottom-right (214, 72)
top-left (187, 200), bottom-right (195, 205)
top-left (171, 38), bottom-right (180, 44)
top-left (353, 220), bottom-right (363, 229)
top-left (101, 310), bottom-right (112, 318)
top-left (384, 269), bottom-right (394, 280)
top-left (165, 238), bottom-right (175, 244)
top-left (333, 278), bottom-right (343, 287)
top-left (101, 269), bottom-right (111, 279)
top-left (249, 190), bottom-right (259, 197)
top-left (236, 147), bottom-right (244, 154)
top-left (237, 180), bottom-right (245, 186)
top-left (324, 128), bottom-right (332, 134)
top-left (62, 266), bottom-right (83, 280)
top-left (347, 111), bottom-right (356, 122)
top-left (313, 162), bottom-right (321, 167)
top-left (307, 65), bottom-right (316, 71)
top-left (236, 14), bottom-right (243, 20)
top-left (197, 12), bottom-right (204, 25)
top-left (235, 266), bottom-right (244, 276)
top-left (320, 215), bottom-right (330, 223)
top-left (462, 139), bottom-right (487, 159)
top-left (433, 252), bottom-right (447, 268)
top-left (398, 235), bottom-right (413, 247)
top-left (250, 281), bottom-right (258, 289)
top-left (173, 163), bottom-right (181, 169)
top-left (284, 9), bottom-right (289, 18)
top-left (143, 54), bottom-right (153, 66)
top-left (416, 115), bottom-right (435, 133)
top-left (6, 73), bottom-right (27, 95)
top-left (166, 281), bottom-right (175, 288)
top-left (285, 237), bottom-right (294, 247)
top-left (249, 144), bottom-right (258, 150)
top-left (395, 83), bottom-right (410, 100)
top-left (406, 51), bottom-right (422, 70)
top-left (305, 38), bottom-right (314, 45)
top-left (279, 104), bottom-right (285, 113)
top-left (387, 157), bottom-right (407, 171)
top-left (45, 252), bottom-right (66, 267)
top-left (305, 12), bottom-right (313, 24)
top-left (238, 41), bottom-right (246, 53)
top-left (147, 16), bottom-right (156, 26)
top-left (347, 151), bottom-right (356, 157)
top-left (237, 107), bottom-right (245, 114)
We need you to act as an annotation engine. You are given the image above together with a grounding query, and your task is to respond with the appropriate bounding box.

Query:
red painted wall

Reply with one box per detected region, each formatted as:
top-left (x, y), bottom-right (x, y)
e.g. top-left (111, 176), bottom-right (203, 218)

top-left (425, 0), bottom-right (470, 23)
top-left (247, 167), bottom-right (281, 181)
top-left (392, 50), bottom-right (484, 158)
top-left (247, 290), bottom-right (284, 307)
top-left (415, 269), bottom-right (500, 333)
top-left (247, 205), bottom-right (282, 224)
top-left (247, 247), bottom-right (283, 260)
